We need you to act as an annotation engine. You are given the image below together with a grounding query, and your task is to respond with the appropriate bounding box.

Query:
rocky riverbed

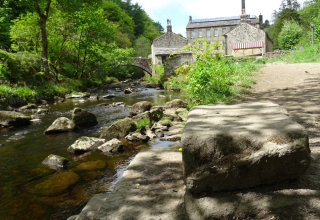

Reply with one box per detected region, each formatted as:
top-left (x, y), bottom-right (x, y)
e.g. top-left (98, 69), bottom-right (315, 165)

top-left (0, 81), bottom-right (186, 220)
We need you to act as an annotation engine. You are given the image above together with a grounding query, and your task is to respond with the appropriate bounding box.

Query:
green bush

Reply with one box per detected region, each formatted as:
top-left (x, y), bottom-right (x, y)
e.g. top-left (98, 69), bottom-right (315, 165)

top-left (136, 118), bottom-right (150, 130)
top-left (278, 21), bottom-right (303, 49)
top-left (165, 39), bottom-right (257, 106)
top-left (143, 64), bottom-right (164, 84)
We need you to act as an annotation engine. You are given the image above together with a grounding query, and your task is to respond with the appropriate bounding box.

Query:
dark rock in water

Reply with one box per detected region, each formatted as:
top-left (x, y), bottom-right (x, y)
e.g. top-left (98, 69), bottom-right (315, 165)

top-left (165, 99), bottom-right (187, 109)
top-left (89, 95), bottom-right (99, 101)
top-left (66, 92), bottom-right (90, 99)
top-left (130, 101), bottom-right (152, 116)
top-left (31, 171), bottom-right (79, 196)
top-left (0, 111), bottom-right (31, 128)
top-left (19, 103), bottom-right (37, 111)
top-left (76, 160), bottom-right (107, 171)
top-left (125, 133), bottom-right (150, 142)
top-left (97, 138), bottom-right (124, 154)
top-left (182, 102), bottom-right (311, 194)
top-left (149, 106), bottom-right (164, 122)
top-left (36, 108), bottom-right (49, 115)
top-left (44, 117), bottom-right (75, 134)
top-left (100, 117), bottom-right (137, 140)
top-left (67, 136), bottom-right (105, 154)
top-left (42, 154), bottom-right (69, 170)
top-left (72, 108), bottom-right (98, 128)
top-left (124, 88), bottom-right (134, 94)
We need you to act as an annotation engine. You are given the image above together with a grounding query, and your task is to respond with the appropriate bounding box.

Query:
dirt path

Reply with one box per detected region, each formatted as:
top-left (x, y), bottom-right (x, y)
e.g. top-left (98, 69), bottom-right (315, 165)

top-left (239, 62), bottom-right (320, 219)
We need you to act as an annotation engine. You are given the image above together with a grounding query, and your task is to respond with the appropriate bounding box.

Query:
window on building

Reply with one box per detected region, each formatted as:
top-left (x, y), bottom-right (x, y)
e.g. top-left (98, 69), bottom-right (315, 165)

top-left (214, 28), bottom-right (218, 36)
top-left (206, 29), bottom-right (210, 37)
top-left (190, 30), bottom-right (195, 39)
top-left (222, 28), bottom-right (227, 35)
top-left (199, 29), bottom-right (203, 38)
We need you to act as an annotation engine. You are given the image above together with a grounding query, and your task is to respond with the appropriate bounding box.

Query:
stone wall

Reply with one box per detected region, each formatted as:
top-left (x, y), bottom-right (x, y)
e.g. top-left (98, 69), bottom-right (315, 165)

top-left (164, 54), bottom-right (194, 78)
top-left (263, 50), bottom-right (290, 58)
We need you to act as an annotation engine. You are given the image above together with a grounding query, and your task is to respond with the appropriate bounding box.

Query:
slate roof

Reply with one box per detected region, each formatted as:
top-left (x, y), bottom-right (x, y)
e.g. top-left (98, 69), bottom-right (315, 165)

top-left (186, 15), bottom-right (259, 29)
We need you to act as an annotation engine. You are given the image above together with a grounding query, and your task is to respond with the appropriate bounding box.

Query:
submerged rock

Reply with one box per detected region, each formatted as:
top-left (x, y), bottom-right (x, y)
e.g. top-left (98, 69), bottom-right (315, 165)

top-left (100, 117), bottom-right (137, 140)
top-left (44, 117), bottom-right (75, 134)
top-left (76, 160), bottom-right (107, 171)
top-left (130, 101), bottom-right (152, 116)
top-left (31, 171), bottom-right (79, 196)
top-left (97, 138), bottom-right (124, 154)
top-left (67, 136), bottom-right (105, 154)
top-left (101, 94), bottom-right (116, 99)
top-left (42, 154), bottom-right (69, 171)
top-left (72, 108), bottom-right (98, 128)
top-left (0, 111), bottom-right (31, 128)
top-left (182, 102), bottom-right (311, 194)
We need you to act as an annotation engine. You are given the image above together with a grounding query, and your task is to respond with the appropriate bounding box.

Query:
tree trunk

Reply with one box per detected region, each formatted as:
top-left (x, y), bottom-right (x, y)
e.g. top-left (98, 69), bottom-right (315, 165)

top-left (34, 0), bottom-right (52, 76)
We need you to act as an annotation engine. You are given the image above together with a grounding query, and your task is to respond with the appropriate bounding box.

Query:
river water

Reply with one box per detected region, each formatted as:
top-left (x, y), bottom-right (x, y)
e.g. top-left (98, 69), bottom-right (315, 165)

top-left (0, 85), bottom-right (183, 220)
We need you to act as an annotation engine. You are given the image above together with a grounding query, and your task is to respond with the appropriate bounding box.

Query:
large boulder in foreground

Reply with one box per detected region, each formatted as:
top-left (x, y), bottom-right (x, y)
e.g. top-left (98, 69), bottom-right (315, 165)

top-left (67, 136), bottom-right (105, 154)
top-left (44, 117), bottom-right (75, 134)
top-left (182, 102), bottom-right (310, 194)
top-left (130, 101), bottom-right (152, 116)
top-left (72, 108), bottom-right (98, 128)
top-left (100, 117), bottom-right (137, 140)
top-left (0, 111), bottom-right (31, 128)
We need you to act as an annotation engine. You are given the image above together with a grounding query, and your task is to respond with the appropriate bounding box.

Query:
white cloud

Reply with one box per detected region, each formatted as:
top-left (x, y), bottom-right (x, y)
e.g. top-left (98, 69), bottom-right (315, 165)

top-left (132, 0), bottom-right (172, 17)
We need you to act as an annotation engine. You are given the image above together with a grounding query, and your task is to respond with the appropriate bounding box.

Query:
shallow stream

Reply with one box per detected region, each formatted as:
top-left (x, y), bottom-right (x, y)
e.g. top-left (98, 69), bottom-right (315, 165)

top-left (0, 86), bottom-right (183, 220)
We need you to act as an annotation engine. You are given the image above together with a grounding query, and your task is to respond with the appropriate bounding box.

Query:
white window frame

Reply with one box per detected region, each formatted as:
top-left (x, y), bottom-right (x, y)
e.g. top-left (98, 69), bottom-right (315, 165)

top-left (206, 29), bottom-right (210, 37)
top-left (214, 28), bottom-right (218, 37)
top-left (190, 30), bottom-right (195, 39)
top-left (222, 28), bottom-right (227, 35)
top-left (199, 29), bottom-right (203, 38)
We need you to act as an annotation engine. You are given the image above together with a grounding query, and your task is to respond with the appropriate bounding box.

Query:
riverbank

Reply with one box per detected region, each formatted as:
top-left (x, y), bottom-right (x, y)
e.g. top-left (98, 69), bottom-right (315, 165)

top-left (72, 62), bottom-right (320, 219)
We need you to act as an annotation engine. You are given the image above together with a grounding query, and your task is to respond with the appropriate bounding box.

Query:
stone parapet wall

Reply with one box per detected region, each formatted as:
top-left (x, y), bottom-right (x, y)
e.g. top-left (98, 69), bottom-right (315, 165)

top-left (164, 54), bottom-right (194, 77)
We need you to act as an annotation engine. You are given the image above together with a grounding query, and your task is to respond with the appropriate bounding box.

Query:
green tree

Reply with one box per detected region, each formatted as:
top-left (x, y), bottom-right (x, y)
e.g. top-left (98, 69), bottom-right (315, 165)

top-left (33, 0), bottom-right (52, 76)
top-left (278, 21), bottom-right (303, 49)
top-left (133, 36), bottom-right (151, 57)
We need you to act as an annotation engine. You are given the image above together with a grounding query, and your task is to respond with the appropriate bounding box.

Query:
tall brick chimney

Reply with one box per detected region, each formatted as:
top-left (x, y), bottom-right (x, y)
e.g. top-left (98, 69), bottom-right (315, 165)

top-left (167, 19), bottom-right (172, 33)
top-left (242, 0), bottom-right (246, 14)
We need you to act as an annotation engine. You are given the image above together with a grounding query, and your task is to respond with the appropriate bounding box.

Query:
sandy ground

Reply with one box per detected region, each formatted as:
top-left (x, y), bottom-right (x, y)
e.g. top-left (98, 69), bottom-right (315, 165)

top-left (239, 62), bottom-right (320, 219)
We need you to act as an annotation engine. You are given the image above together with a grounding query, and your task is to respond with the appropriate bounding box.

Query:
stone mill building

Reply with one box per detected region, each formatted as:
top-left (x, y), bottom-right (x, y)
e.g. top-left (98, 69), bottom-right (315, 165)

top-left (186, 0), bottom-right (273, 56)
top-left (151, 20), bottom-right (190, 65)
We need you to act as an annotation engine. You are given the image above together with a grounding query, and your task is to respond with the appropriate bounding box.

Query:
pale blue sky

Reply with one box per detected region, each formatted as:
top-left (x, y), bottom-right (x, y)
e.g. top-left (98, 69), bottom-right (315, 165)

top-left (132, 0), bottom-right (306, 36)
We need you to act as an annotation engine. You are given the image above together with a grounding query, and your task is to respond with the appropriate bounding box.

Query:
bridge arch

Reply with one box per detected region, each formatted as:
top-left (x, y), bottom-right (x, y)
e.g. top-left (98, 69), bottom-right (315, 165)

top-left (119, 57), bottom-right (153, 76)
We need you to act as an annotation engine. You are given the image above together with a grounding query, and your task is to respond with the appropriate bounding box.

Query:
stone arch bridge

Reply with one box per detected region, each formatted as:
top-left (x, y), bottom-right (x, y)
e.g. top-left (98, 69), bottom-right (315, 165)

top-left (120, 57), bottom-right (153, 75)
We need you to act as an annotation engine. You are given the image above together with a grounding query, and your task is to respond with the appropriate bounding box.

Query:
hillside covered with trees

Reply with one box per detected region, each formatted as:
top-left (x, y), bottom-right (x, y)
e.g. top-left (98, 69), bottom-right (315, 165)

top-left (0, 0), bottom-right (163, 107)
top-left (265, 0), bottom-right (320, 49)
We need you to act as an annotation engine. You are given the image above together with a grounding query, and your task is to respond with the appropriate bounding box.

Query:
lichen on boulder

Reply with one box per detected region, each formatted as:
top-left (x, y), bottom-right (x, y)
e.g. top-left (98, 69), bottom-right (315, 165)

top-left (67, 136), bottom-right (105, 154)
top-left (100, 117), bottom-right (137, 140)
top-left (182, 102), bottom-right (311, 194)
top-left (44, 117), bottom-right (75, 134)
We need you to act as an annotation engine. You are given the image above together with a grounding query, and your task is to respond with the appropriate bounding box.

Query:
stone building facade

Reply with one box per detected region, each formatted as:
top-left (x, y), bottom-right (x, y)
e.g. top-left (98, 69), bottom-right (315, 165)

top-left (186, 0), bottom-right (273, 56)
top-left (225, 23), bottom-right (273, 56)
top-left (151, 20), bottom-right (190, 65)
